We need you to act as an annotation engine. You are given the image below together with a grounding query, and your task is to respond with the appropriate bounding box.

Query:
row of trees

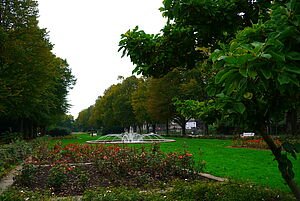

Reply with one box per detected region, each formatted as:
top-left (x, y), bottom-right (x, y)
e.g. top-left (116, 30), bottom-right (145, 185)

top-left (76, 69), bottom-right (207, 135)
top-left (117, 0), bottom-right (300, 199)
top-left (0, 0), bottom-right (76, 139)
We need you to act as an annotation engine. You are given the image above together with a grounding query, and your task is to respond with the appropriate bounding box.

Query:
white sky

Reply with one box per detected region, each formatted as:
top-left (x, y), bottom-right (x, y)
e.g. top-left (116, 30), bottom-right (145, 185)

top-left (37, 0), bottom-right (166, 118)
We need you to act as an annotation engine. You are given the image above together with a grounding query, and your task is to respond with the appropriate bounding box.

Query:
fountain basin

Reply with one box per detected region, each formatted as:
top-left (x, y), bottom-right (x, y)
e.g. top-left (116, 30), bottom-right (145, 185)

top-left (86, 132), bottom-right (176, 144)
top-left (86, 139), bottom-right (176, 144)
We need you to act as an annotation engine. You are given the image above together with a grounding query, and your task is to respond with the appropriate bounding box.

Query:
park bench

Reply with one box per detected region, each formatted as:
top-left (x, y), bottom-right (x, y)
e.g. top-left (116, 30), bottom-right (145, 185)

top-left (240, 132), bottom-right (255, 137)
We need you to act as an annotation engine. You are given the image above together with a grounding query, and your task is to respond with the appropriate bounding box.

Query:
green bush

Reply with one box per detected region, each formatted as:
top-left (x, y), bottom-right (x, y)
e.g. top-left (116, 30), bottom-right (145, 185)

top-left (14, 164), bottom-right (38, 186)
top-left (168, 180), bottom-right (295, 201)
top-left (0, 131), bottom-right (22, 144)
top-left (47, 165), bottom-right (67, 189)
top-left (47, 127), bottom-right (71, 137)
top-left (81, 180), bottom-right (295, 201)
top-left (0, 188), bottom-right (51, 201)
top-left (83, 187), bottom-right (144, 201)
top-left (0, 140), bottom-right (32, 177)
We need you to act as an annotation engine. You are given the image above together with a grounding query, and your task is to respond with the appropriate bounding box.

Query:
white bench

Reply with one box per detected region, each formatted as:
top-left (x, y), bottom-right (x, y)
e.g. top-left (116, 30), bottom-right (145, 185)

top-left (240, 132), bottom-right (255, 137)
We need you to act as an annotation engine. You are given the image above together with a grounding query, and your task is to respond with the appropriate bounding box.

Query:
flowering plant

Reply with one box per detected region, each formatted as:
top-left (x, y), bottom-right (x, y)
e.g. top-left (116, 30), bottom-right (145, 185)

top-left (15, 142), bottom-right (205, 195)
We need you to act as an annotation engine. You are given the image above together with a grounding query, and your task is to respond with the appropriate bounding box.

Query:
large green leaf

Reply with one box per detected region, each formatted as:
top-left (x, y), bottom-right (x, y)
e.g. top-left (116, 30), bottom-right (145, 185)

top-left (270, 51), bottom-right (285, 62)
top-left (224, 56), bottom-right (238, 65)
top-left (215, 68), bottom-right (230, 84)
top-left (236, 54), bottom-right (255, 65)
top-left (261, 53), bottom-right (272, 59)
top-left (239, 67), bottom-right (247, 77)
top-left (260, 68), bottom-right (272, 79)
top-left (251, 41), bottom-right (264, 49)
top-left (278, 73), bottom-right (291, 85)
top-left (285, 65), bottom-right (300, 75)
top-left (247, 66), bottom-right (257, 79)
top-left (217, 69), bottom-right (238, 84)
top-left (286, 51), bottom-right (300, 61)
top-left (243, 92), bottom-right (253, 99)
top-left (233, 102), bottom-right (246, 114)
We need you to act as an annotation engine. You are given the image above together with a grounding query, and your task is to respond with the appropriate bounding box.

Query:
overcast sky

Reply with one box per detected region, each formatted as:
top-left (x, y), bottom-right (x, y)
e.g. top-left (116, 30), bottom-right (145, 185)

top-left (37, 0), bottom-right (166, 118)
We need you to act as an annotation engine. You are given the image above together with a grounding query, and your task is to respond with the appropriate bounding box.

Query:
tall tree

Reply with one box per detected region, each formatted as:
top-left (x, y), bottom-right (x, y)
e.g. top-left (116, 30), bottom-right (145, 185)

top-left (131, 78), bottom-right (154, 133)
top-left (208, 1), bottom-right (300, 198)
top-left (0, 0), bottom-right (76, 138)
top-left (118, 0), bottom-right (300, 198)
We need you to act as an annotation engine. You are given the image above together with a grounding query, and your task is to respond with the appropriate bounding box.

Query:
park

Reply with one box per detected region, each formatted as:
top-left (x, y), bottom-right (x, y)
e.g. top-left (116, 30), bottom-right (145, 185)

top-left (1, 0), bottom-right (300, 200)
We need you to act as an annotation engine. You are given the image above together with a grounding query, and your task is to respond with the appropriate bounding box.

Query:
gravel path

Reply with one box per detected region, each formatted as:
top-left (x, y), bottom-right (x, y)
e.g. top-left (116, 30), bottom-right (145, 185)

top-left (0, 165), bottom-right (22, 194)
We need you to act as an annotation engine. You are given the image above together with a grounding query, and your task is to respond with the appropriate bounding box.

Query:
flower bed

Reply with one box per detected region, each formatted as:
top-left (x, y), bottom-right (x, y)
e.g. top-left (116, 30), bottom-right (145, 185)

top-left (232, 136), bottom-right (300, 150)
top-left (14, 142), bottom-right (206, 196)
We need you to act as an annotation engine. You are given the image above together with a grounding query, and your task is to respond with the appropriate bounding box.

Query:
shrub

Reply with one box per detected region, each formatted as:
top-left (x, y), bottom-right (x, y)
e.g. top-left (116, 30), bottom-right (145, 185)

top-left (14, 164), bottom-right (38, 186)
top-left (0, 188), bottom-right (51, 201)
top-left (47, 127), bottom-right (71, 137)
top-left (0, 131), bottom-right (22, 144)
top-left (82, 187), bottom-right (144, 201)
top-left (0, 140), bottom-right (32, 178)
top-left (168, 180), bottom-right (295, 201)
top-left (47, 165), bottom-right (67, 189)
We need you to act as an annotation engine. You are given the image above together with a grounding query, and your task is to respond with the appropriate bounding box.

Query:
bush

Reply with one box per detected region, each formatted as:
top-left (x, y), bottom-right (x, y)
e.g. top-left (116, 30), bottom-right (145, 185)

top-left (47, 127), bottom-right (71, 137)
top-left (0, 188), bottom-right (51, 201)
top-left (47, 165), bottom-right (67, 189)
top-left (14, 164), bottom-right (38, 186)
top-left (168, 180), bottom-right (295, 201)
top-left (0, 131), bottom-right (22, 144)
top-left (83, 187), bottom-right (144, 201)
top-left (0, 140), bottom-right (32, 178)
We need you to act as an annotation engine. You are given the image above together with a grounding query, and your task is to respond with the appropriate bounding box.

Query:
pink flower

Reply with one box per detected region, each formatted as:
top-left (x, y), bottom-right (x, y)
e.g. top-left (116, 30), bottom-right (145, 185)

top-left (103, 156), bottom-right (108, 159)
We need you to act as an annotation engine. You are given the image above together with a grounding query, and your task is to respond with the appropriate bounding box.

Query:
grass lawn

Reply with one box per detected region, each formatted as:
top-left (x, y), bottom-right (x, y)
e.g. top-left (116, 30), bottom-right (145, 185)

top-left (50, 133), bottom-right (300, 193)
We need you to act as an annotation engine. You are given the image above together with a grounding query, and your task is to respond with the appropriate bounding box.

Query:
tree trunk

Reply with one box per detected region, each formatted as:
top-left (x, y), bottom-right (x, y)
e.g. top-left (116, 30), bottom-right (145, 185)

top-left (152, 124), bottom-right (156, 133)
top-left (204, 123), bottom-right (208, 135)
top-left (181, 123), bottom-right (186, 136)
top-left (138, 125), bottom-right (142, 134)
top-left (259, 123), bottom-right (300, 200)
top-left (286, 109), bottom-right (297, 136)
top-left (146, 123), bottom-right (150, 133)
top-left (20, 118), bottom-right (24, 137)
top-left (166, 120), bottom-right (169, 135)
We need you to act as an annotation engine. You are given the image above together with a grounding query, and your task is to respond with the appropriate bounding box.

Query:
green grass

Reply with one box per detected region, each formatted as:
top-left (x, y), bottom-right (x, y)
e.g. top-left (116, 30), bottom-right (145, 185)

top-left (49, 133), bottom-right (300, 193)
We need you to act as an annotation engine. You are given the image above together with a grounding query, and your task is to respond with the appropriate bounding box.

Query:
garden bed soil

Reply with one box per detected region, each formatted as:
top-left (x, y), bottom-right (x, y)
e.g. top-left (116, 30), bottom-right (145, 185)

top-left (13, 164), bottom-right (209, 197)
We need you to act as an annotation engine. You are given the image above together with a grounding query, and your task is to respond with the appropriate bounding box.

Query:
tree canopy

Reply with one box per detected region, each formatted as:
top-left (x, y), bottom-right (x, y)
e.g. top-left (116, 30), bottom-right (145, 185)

top-left (0, 0), bottom-right (76, 139)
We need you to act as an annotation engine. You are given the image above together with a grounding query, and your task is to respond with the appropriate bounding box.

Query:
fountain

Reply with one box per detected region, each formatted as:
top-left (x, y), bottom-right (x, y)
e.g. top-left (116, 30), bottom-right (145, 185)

top-left (86, 132), bottom-right (176, 144)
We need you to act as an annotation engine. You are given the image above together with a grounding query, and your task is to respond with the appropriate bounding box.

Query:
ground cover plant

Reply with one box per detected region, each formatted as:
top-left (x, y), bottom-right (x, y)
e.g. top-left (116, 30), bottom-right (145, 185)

top-left (13, 142), bottom-right (205, 196)
top-left (0, 137), bottom-right (48, 179)
top-left (49, 133), bottom-right (300, 193)
top-left (2, 180), bottom-right (295, 201)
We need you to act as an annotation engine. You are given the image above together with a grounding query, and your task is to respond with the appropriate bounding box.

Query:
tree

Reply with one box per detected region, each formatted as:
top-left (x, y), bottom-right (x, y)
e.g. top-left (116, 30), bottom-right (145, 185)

top-left (207, 1), bottom-right (300, 198)
top-left (131, 78), bottom-right (155, 133)
top-left (88, 76), bottom-right (139, 134)
top-left (119, 0), bottom-right (272, 77)
top-left (118, 0), bottom-right (300, 198)
top-left (75, 106), bottom-right (94, 132)
top-left (147, 68), bottom-right (206, 135)
top-left (0, 0), bottom-right (76, 139)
